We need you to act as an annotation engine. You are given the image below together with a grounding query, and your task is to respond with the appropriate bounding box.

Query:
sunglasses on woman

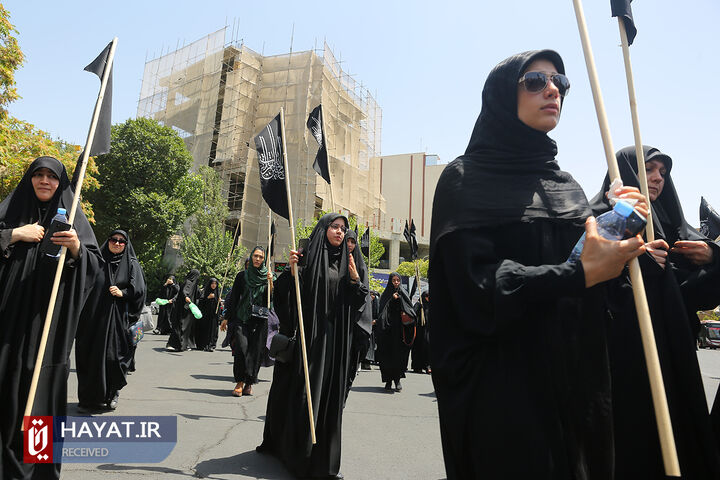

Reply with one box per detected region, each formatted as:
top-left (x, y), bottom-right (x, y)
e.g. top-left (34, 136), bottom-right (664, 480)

top-left (518, 71), bottom-right (570, 97)
top-left (328, 223), bottom-right (348, 234)
top-left (109, 237), bottom-right (127, 245)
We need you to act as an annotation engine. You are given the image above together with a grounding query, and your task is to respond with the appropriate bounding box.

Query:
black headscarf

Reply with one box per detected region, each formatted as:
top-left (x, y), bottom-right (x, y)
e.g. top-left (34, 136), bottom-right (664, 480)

top-left (346, 229), bottom-right (371, 335)
top-left (589, 145), bottom-right (707, 246)
top-left (202, 276), bottom-right (219, 299)
top-left (98, 229), bottom-right (146, 323)
top-left (377, 272), bottom-right (415, 325)
top-left (181, 269), bottom-right (201, 304)
top-left (430, 50), bottom-right (591, 259)
top-left (0, 156), bottom-right (98, 246)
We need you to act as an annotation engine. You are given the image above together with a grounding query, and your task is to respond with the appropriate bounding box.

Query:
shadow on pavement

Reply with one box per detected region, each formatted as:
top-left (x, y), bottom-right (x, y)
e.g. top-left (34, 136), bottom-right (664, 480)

top-left (96, 464), bottom-right (190, 476)
top-left (351, 385), bottom-right (395, 394)
top-left (191, 374), bottom-right (235, 382)
top-left (194, 449), bottom-right (293, 479)
top-left (158, 386), bottom-right (235, 397)
top-left (177, 413), bottom-right (248, 422)
top-left (418, 391), bottom-right (436, 398)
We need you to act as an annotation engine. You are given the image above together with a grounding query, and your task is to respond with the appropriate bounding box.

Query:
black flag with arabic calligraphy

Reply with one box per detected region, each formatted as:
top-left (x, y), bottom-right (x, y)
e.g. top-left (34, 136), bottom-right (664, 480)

top-left (254, 114), bottom-right (289, 220)
top-left (700, 196), bottom-right (720, 240)
top-left (307, 104), bottom-right (331, 184)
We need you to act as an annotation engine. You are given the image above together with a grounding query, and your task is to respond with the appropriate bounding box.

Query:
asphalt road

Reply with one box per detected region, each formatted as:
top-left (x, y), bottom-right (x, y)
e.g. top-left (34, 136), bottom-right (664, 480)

top-left (59, 331), bottom-right (720, 480)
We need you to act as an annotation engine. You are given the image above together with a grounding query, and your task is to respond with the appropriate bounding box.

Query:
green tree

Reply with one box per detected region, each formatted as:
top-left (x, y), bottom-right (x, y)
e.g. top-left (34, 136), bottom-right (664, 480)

top-left (0, 4), bottom-right (24, 119)
top-left (85, 117), bottom-right (203, 292)
top-left (0, 5), bottom-right (99, 219)
top-left (179, 166), bottom-right (247, 290)
top-left (294, 210), bottom-right (386, 291)
top-left (396, 259), bottom-right (428, 278)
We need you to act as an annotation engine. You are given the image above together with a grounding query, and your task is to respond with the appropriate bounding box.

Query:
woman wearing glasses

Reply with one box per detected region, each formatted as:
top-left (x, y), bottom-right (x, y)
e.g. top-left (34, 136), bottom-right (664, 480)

top-left (429, 51), bottom-right (647, 479)
top-left (76, 229), bottom-right (146, 411)
top-left (0, 157), bottom-right (102, 479)
top-left (257, 213), bottom-right (367, 480)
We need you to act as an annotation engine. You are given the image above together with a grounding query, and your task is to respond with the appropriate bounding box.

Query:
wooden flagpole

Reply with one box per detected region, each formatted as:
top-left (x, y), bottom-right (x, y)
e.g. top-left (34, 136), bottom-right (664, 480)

top-left (22, 38), bottom-right (119, 426)
top-left (280, 106), bottom-right (317, 444)
top-left (413, 260), bottom-right (425, 327)
top-left (267, 209), bottom-right (273, 309)
top-left (571, 1), bottom-right (680, 475)
top-left (618, 18), bottom-right (654, 242)
top-left (320, 105), bottom-right (336, 212)
top-left (215, 217), bottom-right (242, 314)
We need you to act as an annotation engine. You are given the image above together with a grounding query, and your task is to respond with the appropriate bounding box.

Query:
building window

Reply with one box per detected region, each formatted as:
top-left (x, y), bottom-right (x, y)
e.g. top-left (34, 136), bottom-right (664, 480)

top-left (228, 172), bottom-right (245, 211)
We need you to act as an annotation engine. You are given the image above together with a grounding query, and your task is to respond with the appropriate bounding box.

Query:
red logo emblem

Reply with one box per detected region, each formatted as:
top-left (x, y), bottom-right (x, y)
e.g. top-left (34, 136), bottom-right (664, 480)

top-left (23, 416), bottom-right (53, 463)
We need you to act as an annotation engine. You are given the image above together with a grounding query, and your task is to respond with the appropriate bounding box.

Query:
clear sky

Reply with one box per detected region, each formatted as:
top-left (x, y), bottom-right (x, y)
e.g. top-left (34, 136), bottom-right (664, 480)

top-left (6, 0), bottom-right (719, 226)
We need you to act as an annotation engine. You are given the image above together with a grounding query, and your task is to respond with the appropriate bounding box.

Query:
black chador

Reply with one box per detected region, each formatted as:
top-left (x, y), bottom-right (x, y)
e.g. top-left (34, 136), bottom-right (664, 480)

top-left (155, 275), bottom-right (179, 334)
top-left (411, 290), bottom-right (430, 374)
top-left (430, 51), bottom-right (613, 479)
top-left (0, 157), bottom-right (102, 480)
top-left (258, 214), bottom-right (366, 479)
top-left (195, 277), bottom-right (219, 351)
top-left (76, 229), bottom-right (146, 410)
top-left (167, 269), bottom-right (200, 351)
top-left (376, 272), bottom-right (416, 390)
top-left (224, 247), bottom-right (274, 391)
top-left (590, 146), bottom-right (720, 479)
top-left (344, 229), bottom-right (372, 400)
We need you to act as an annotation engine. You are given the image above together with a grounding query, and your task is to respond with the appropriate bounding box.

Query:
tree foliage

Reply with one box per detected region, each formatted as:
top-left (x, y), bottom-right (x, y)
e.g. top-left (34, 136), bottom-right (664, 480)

top-left (85, 117), bottom-right (203, 292)
top-left (0, 4), bottom-right (24, 119)
top-left (396, 259), bottom-right (428, 278)
top-left (179, 166), bottom-right (246, 290)
top-left (0, 6), bottom-right (98, 220)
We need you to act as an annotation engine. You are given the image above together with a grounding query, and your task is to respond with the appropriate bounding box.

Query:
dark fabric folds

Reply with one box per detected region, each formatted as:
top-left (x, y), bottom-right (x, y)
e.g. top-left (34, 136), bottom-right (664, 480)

top-left (376, 272), bottom-right (416, 383)
top-left (167, 269), bottom-right (200, 351)
top-left (0, 157), bottom-right (102, 480)
top-left (156, 275), bottom-right (179, 334)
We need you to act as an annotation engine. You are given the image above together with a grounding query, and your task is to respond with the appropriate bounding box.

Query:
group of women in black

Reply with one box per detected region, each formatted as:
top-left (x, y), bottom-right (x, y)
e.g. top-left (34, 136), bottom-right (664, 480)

top-left (0, 157), bottom-right (150, 479)
top-left (164, 271), bottom-right (221, 352)
top-left (430, 48), bottom-right (720, 480)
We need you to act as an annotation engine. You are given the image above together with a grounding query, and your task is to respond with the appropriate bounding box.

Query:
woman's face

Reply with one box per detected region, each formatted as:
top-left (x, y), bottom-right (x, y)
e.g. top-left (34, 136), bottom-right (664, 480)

top-left (210, 280), bottom-right (217, 290)
top-left (517, 59), bottom-right (562, 133)
top-left (251, 249), bottom-right (265, 268)
top-left (645, 159), bottom-right (666, 202)
top-left (347, 237), bottom-right (356, 253)
top-left (31, 167), bottom-right (60, 202)
top-left (326, 218), bottom-right (347, 247)
top-left (391, 275), bottom-right (401, 288)
top-left (108, 234), bottom-right (127, 254)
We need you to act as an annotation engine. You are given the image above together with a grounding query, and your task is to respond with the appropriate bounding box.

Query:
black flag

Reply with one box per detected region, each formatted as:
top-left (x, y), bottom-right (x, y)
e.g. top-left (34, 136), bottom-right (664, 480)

top-left (403, 220), bottom-right (419, 260)
top-left (360, 226), bottom-right (370, 259)
top-left (700, 197), bottom-right (720, 240)
top-left (611, 0), bottom-right (637, 45)
top-left (84, 41), bottom-right (113, 156)
top-left (307, 105), bottom-right (331, 184)
top-left (254, 114), bottom-right (289, 220)
top-left (269, 220), bottom-right (277, 258)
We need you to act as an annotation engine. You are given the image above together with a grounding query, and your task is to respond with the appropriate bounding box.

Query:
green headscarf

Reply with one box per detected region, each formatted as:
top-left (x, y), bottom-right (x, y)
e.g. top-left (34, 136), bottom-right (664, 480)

top-left (236, 246), bottom-right (272, 323)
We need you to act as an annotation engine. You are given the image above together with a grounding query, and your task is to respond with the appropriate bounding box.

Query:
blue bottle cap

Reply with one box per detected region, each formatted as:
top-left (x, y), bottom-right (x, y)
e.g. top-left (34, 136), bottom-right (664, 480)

top-left (613, 200), bottom-right (634, 218)
top-left (57, 207), bottom-right (67, 215)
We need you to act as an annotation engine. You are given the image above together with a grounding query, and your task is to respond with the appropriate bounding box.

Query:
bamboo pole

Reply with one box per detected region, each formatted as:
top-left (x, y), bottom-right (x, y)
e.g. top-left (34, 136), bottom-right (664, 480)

top-left (572, 1), bottom-right (679, 475)
top-left (280, 107), bottom-right (317, 444)
top-left (267, 209), bottom-right (273, 309)
top-left (618, 18), bottom-right (654, 242)
top-left (215, 217), bottom-right (242, 314)
top-left (22, 38), bottom-right (118, 426)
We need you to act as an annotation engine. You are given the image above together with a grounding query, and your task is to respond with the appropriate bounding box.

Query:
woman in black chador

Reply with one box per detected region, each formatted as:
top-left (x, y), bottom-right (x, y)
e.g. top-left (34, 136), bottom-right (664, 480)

top-left (167, 269), bottom-right (200, 351)
top-left (155, 275), bottom-right (179, 334)
top-left (222, 247), bottom-right (274, 396)
top-left (344, 229), bottom-right (372, 399)
top-left (257, 213), bottom-right (366, 479)
top-left (411, 290), bottom-right (430, 374)
top-left (590, 146), bottom-right (720, 479)
top-left (0, 156), bottom-right (102, 480)
top-left (195, 277), bottom-right (219, 351)
top-left (429, 51), bottom-right (648, 479)
top-left (76, 229), bottom-right (146, 411)
top-left (376, 272), bottom-right (416, 392)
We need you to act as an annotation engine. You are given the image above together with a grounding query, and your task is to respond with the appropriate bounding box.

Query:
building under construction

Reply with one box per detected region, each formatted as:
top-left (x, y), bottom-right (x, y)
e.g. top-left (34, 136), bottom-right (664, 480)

top-left (137, 28), bottom-right (384, 255)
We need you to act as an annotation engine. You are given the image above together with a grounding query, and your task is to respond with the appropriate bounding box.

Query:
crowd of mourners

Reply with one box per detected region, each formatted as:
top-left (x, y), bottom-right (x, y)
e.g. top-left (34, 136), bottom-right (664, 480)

top-left (2, 48), bottom-right (720, 480)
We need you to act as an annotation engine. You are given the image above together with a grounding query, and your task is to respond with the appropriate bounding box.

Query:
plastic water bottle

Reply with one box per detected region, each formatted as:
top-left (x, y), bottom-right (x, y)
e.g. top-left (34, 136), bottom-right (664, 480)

top-left (567, 200), bottom-right (635, 264)
top-left (46, 207), bottom-right (68, 258)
